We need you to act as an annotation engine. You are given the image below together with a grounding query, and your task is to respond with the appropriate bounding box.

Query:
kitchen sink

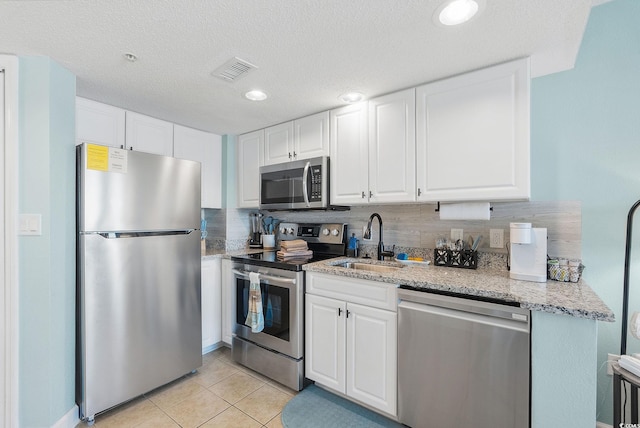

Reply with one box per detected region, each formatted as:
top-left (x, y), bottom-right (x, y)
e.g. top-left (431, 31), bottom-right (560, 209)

top-left (336, 262), bottom-right (403, 273)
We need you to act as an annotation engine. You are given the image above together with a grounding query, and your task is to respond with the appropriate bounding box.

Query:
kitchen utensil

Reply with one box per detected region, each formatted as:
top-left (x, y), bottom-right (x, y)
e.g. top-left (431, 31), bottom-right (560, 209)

top-left (471, 235), bottom-right (482, 251)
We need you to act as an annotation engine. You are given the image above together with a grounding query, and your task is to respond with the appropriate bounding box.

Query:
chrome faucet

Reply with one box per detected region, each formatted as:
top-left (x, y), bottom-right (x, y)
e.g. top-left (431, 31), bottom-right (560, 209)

top-left (364, 213), bottom-right (395, 261)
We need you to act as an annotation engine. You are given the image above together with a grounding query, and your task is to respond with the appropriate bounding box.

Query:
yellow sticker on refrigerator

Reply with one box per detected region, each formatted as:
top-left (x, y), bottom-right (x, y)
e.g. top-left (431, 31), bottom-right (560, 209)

top-left (86, 144), bottom-right (109, 171)
top-left (86, 144), bottom-right (128, 173)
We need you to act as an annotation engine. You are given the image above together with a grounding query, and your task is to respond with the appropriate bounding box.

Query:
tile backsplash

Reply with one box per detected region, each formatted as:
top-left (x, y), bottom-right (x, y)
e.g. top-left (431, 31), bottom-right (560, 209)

top-left (203, 200), bottom-right (581, 260)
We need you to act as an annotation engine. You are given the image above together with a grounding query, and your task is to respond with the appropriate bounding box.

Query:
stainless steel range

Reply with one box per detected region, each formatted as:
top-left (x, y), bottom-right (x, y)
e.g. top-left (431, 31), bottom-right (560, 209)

top-left (231, 222), bottom-right (347, 391)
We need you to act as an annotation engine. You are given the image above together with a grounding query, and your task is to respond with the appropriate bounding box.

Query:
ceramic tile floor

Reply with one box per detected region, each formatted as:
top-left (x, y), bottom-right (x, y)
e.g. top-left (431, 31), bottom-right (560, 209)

top-left (76, 347), bottom-right (297, 428)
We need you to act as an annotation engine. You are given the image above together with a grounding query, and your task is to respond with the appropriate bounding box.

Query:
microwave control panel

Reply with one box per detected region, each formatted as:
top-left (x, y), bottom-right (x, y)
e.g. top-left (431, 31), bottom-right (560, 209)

top-left (309, 166), bottom-right (323, 201)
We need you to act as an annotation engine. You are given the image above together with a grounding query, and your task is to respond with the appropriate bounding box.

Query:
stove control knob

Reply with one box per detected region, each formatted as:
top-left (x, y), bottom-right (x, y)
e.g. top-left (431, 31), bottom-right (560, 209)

top-left (331, 229), bottom-right (340, 236)
top-left (322, 228), bottom-right (330, 236)
top-left (287, 227), bottom-right (295, 235)
top-left (280, 227), bottom-right (286, 234)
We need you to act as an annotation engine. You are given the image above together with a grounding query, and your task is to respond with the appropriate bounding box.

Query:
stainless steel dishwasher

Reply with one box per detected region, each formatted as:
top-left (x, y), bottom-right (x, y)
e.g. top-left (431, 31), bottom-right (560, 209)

top-left (397, 288), bottom-right (530, 428)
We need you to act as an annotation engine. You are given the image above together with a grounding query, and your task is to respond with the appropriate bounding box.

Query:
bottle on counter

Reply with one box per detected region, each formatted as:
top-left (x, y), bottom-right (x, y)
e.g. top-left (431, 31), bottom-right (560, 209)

top-left (347, 233), bottom-right (359, 257)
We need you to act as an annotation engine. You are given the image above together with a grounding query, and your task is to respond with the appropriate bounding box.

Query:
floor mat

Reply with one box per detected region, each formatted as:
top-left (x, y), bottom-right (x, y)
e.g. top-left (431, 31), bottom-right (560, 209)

top-left (281, 384), bottom-right (404, 428)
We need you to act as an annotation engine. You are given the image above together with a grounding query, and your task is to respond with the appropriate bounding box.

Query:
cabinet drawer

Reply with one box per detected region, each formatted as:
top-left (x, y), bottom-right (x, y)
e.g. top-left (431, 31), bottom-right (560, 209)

top-left (306, 272), bottom-right (397, 312)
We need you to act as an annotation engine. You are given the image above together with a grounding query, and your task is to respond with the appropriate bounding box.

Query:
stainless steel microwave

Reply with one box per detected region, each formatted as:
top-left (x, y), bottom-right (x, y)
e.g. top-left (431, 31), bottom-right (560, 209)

top-left (259, 156), bottom-right (331, 210)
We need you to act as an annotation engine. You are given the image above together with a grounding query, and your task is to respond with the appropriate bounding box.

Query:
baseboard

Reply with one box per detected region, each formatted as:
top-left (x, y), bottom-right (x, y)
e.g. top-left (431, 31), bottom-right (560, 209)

top-left (52, 405), bottom-right (79, 428)
top-left (596, 421), bottom-right (612, 428)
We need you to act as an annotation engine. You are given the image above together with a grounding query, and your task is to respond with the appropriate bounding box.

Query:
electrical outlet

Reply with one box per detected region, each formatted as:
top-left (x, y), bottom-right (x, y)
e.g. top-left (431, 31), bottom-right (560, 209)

top-left (608, 353), bottom-right (620, 376)
top-left (451, 229), bottom-right (464, 241)
top-left (490, 229), bottom-right (504, 248)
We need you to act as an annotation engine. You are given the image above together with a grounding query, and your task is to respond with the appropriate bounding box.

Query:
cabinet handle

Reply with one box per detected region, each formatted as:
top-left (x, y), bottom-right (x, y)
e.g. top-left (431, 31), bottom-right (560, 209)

top-left (130, 147), bottom-right (133, 151)
top-left (293, 151), bottom-right (297, 158)
top-left (361, 191), bottom-right (366, 199)
top-left (120, 145), bottom-right (124, 149)
top-left (369, 191), bottom-right (373, 198)
top-left (288, 152), bottom-right (292, 159)
top-left (417, 188), bottom-right (422, 196)
top-left (346, 310), bottom-right (350, 318)
top-left (338, 308), bottom-right (342, 317)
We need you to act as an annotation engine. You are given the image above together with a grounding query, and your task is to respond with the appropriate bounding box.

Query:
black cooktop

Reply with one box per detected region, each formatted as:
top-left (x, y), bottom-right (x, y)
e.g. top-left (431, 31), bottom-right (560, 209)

top-left (232, 222), bottom-right (347, 271)
top-left (231, 251), bottom-right (340, 272)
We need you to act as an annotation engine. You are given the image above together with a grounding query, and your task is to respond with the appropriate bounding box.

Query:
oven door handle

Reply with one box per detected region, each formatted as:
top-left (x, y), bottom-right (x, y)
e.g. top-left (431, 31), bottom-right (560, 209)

top-left (302, 161), bottom-right (311, 208)
top-left (232, 269), bottom-right (297, 285)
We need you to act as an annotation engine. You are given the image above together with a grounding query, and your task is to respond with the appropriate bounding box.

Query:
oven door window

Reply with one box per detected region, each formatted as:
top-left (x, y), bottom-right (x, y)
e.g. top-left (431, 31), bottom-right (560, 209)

top-left (260, 169), bottom-right (308, 205)
top-left (236, 277), bottom-right (290, 341)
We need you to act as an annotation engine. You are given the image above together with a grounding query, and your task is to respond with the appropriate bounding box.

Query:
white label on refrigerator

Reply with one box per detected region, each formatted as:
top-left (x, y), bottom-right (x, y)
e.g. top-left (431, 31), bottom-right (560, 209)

top-left (109, 148), bottom-right (128, 173)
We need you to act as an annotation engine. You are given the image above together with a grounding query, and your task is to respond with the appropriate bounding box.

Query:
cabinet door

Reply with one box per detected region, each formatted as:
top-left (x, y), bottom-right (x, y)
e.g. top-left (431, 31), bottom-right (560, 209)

top-left (76, 97), bottom-right (125, 148)
top-left (237, 130), bottom-right (264, 208)
top-left (305, 294), bottom-right (346, 393)
top-left (201, 258), bottom-right (222, 353)
top-left (346, 302), bottom-right (397, 416)
top-left (264, 121), bottom-right (294, 165)
top-left (294, 111), bottom-right (329, 160)
top-left (125, 111), bottom-right (174, 156)
top-left (329, 103), bottom-right (369, 205)
top-left (416, 58), bottom-right (530, 202)
top-left (174, 125), bottom-right (222, 208)
top-left (221, 258), bottom-right (235, 346)
top-left (368, 89), bottom-right (416, 203)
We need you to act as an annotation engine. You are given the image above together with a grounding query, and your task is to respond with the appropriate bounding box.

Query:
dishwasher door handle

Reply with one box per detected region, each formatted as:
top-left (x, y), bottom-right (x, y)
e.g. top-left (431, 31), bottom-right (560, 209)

top-left (398, 301), bottom-right (529, 334)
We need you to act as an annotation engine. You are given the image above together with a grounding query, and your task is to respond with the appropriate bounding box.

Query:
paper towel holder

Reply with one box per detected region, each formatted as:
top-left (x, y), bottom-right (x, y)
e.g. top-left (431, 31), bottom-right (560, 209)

top-left (434, 201), bottom-right (494, 213)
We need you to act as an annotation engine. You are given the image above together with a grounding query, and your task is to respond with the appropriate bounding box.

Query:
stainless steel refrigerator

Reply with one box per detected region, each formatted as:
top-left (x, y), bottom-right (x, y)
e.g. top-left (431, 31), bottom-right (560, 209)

top-left (76, 143), bottom-right (202, 423)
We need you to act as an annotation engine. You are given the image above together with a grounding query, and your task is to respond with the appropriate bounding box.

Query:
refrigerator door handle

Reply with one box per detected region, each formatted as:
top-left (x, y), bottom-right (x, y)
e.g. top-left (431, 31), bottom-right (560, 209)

top-left (92, 230), bottom-right (196, 239)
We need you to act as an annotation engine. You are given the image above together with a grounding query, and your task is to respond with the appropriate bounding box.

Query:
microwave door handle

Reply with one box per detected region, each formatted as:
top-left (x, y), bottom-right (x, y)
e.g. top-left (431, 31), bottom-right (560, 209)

top-left (302, 161), bottom-right (311, 208)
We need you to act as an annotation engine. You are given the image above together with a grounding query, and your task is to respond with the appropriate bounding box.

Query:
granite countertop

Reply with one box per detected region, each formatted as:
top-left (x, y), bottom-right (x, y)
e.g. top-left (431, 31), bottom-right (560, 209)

top-left (303, 257), bottom-right (614, 322)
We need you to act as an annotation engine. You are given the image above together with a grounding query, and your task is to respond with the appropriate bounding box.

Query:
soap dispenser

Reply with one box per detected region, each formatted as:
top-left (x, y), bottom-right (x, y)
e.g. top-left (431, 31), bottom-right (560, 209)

top-left (347, 233), bottom-right (359, 257)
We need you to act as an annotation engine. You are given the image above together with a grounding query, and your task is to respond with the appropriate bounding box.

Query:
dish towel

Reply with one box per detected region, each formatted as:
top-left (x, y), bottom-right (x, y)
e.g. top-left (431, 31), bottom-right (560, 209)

top-left (245, 272), bottom-right (264, 333)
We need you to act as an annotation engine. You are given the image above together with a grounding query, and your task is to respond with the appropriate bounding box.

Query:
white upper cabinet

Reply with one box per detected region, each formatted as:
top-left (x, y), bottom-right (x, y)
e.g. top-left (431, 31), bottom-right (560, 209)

top-left (125, 111), bottom-right (174, 156)
top-left (416, 58), bottom-right (531, 202)
top-left (330, 102), bottom-right (369, 205)
top-left (264, 111), bottom-right (330, 165)
top-left (237, 129), bottom-right (264, 208)
top-left (173, 125), bottom-right (222, 209)
top-left (76, 97), bottom-right (125, 148)
top-left (368, 89), bottom-right (416, 204)
top-left (264, 121), bottom-right (295, 165)
top-left (294, 111), bottom-right (330, 160)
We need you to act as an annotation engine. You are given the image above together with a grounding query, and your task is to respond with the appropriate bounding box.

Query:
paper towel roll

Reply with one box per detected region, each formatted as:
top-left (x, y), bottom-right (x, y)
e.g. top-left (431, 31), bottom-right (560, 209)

top-left (631, 311), bottom-right (640, 339)
top-left (439, 202), bottom-right (491, 221)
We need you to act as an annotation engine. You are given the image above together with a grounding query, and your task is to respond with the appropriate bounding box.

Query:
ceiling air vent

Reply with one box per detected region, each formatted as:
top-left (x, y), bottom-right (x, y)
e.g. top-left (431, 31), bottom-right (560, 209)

top-left (212, 57), bottom-right (257, 82)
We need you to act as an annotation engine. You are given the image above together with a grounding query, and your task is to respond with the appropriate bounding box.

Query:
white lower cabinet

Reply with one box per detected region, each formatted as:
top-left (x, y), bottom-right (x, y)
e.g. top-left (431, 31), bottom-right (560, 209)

top-left (201, 257), bottom-right (222, 353)
top-left (221, 258), bottom-right (236, 346)
top-left (305, 272), bottom-right (397, 417)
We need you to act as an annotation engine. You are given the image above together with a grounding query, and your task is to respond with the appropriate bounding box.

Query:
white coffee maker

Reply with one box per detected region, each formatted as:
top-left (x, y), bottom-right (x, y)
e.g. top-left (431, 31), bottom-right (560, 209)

top-left (510, 222), bottom-right (547, 283)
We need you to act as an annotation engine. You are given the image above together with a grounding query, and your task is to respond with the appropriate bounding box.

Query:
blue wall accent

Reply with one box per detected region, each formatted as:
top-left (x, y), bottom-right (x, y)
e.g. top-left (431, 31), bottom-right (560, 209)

top-left (531, 311), bottom-right (597, 427)
top-left (18, 56), bottom-right (76, 427)
top-left (531, 0), bottom-right (640, 423)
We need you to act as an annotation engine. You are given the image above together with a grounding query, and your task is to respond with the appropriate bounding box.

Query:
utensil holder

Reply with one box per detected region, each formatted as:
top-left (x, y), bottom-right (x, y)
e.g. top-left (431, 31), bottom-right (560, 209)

top-left (263, 234), bottom-right (276, 249)
top-left (433, 249), bottom-right (478, 269)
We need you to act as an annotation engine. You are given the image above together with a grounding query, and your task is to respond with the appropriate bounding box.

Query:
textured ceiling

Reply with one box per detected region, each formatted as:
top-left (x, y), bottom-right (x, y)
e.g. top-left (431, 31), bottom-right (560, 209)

top-left (0, 0), bottom-right (603, 135)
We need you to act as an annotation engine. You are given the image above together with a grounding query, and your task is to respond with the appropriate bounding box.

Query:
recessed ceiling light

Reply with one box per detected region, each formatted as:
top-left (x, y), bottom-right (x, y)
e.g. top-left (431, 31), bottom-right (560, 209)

top-left (435, 0), bottom-right (484, 26)
top-left (123, 52), bottom-right (138, 62)
top-left (245, 90), bottom-right (268, 101)
top-left (339, 92), bottom-right (365, 103)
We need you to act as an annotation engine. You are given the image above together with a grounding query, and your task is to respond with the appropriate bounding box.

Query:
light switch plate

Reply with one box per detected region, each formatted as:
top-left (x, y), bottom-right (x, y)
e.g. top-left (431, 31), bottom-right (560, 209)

top-left (19, 213), bottom-right (42, 236)
top-left (450, 229), bottom-right (463, 241)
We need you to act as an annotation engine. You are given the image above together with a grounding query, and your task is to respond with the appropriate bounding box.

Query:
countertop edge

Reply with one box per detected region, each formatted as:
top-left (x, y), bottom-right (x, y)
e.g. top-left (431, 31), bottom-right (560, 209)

top-left (302, 258), bottom-right (615, 322)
